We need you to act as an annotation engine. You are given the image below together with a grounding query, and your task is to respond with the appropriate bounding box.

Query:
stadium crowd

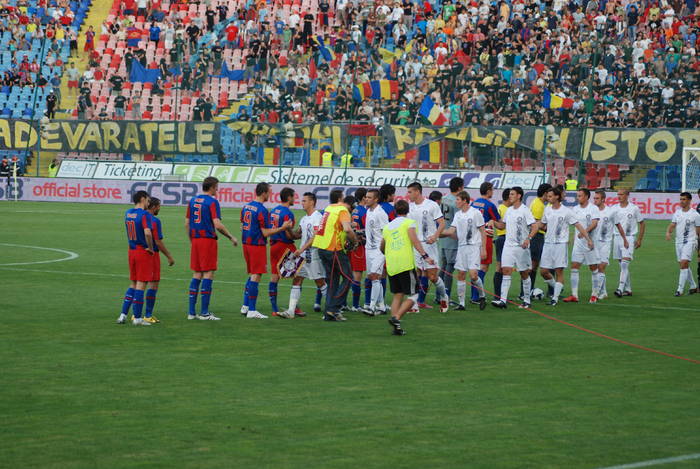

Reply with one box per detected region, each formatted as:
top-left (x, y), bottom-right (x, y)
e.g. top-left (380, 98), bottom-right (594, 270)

top-left (75, 0), bottom-right (700, 127)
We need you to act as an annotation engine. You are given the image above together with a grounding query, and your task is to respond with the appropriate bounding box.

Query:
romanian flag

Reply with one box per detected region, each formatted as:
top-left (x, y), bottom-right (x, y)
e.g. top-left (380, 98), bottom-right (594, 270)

top-left (313, 35), bottom-right (335, 62)
top-left (352, 80), bottom-right (399, 101)
top-left (419, 96), bottom-right (447, 125)
top-left (542, 89), bottom-right (574, 109)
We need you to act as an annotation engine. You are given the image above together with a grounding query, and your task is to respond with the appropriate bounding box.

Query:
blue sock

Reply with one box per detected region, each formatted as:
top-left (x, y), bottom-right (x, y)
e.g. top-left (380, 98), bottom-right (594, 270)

top-left (189, 278), bottom-right (201, 316)
top-left (200, 278), bottom-right (213, 316)
top-left (315, 286), bottom-right (322, 306)
top-left (145, 289), bottom-right (157, 318)
top-left (249, 281), bottom-right (259, 311)
top-left (132, 289), bottom-right (145, 319)
top-left (351, 281), bottom-right (361, 308)
top-left (418, 276), bottom-right (429, 304)
top-left (269, 281), bottom-right (279, 312)
top-left (121, 287), bottom-right (135, 315)
top-left (471, 270), bottom-right (486, 301)
top-left (243, 278), bottom-right (251, 308)
top-left (364, 278), bottom-right (372, 305)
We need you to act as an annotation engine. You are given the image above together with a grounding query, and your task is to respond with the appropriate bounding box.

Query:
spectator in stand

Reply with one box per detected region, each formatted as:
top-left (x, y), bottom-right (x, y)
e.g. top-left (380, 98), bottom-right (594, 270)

top-left (84, 25), bottom-right (95, 53)
top-left (149, 22), bottom-right (161, 44)
top-left (66, 63), bottom-right (80, 98)
top-left (46, 91), bottom-right (57, 119)
top-left (114, 93), bottom-right (127, 120)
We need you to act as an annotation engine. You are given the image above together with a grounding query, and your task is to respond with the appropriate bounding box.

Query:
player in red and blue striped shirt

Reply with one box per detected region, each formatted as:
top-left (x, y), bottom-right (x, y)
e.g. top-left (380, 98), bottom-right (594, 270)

top-left (350, 188), bottom-right (368, 310)
top-left (142, 197), bottom-right (175, 324)
top-left (117, 190), bottom-right (155, 326)
top-left (186, 177), bottom-right (238, 321)
top-left (470, 182), bottom-right (501, 303)
top-left (268, 187), bottom-right (299, 316)
top-left (240, 182), bottom-right (293, 319)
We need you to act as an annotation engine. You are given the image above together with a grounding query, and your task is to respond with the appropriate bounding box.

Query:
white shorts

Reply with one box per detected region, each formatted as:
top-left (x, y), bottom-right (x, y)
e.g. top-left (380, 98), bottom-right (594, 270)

top-left (299, 258), bottom-right (325, 280)
top-left (613, 236), bottom-right (635, 260)
top-left (414, 242), bottom-right (439, 271)
top-left (454, 244), bottom-right (481, 272)
top-left (596, 240), bottom-right (612, 264)
top-left (501, 245), bottom-right (532, 272)
top-left (571, 242), bottom-right (600, 266)
top-left (676, 242), bottom-right (697, 262)
top-left (540, 242), bottom-right (568, 270)
top-left (366, 248), bottom-right (385, 275)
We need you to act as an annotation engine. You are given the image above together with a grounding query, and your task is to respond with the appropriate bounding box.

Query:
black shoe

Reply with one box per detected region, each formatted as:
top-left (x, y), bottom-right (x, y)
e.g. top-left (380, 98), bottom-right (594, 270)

top-left (518, 302), bottom-right (531, 309)
top-left (479, 297), bottom-right (486, 311)
top-left (449, 300), bottom-right (460, 307)
top-left (323, 312), bottom-right (347, 321)
top-left (470, 299), bottom-right (480, 305)
top-left (388, 317), bottom-right (405, 335)
top-left (548, 299), bottom-right (558, 306)
top-left (494, 300), bottom-right (507, 309)
top-left (623, 291), bottom-right (633, 296)
top-left (674, 291), bottom-right (682, 297)
top-left (454, 304), bottom-right (466, 311)
top-left (614, 289), bottom-right (623, 298)
top-left (491, 299), bottom-right (501, 307)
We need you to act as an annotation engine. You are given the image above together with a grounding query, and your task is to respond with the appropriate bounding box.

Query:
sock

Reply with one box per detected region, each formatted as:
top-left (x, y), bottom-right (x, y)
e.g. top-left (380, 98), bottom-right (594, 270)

top-left (570, 269), bottom-right (579, 298)
top-left (243, 278), bottom-right (251, 308)
top-left (200, 278), bottom-right (213, 316)
top-left (351, 281), bottom-right (361, 308)
top-left (434, 277), bottom-right (447, 301)
top-left (380, 278), bottom-right (387, 300)
top-left (471, 269), bottom-right (485, 301)
top-left (529, 268), bottom-right (537, 289)
top-left (457, 280), bottom-right (467, 306)
top-left (544, 277), bottom-right (556, 290)
top-left (145, 289), bottom-right (157, 318)
top-left (248, 280), bottom-right (259, 311)
top-left (288, 285), bottom-right (302, 313)
top-left (494, 271), bottom-right (503, 297)
top-left (678, 269), bottom-right (688, 293)
top-left (697, 261), bottom-right (700, 286)
top-left (269, 281), bottom-right (279, 312)
top-left (625, 269), bottom-right (632, 292)
top-left (315, 286), bottom-right (323, 306)
top-left (618, 260), bottom-right (629, 291)
top-left (522, 277), bottom-right (531, 303)
top-left (473, 276), bottom-right (485, 299)
top-left (553, 282), bottom-right (564, 301)
top-left (418, 275), bottom-right (429, 304)
top-left (688, 268), bottom-right (698, 289)
top-left (500, 275), bottom-right (511, 302)
top-left (370, 279), bottom-right (383, 308)
top-left (121, 287), bottom-right (135, 315)
top-left (132, 289), bottom-right (144, 319)
top-left (598, 272), bottom-right (607, 296)
top-left (591, 269), bottom-right (599, 298)
top-left (364, 278), bottom-right (372, 306)
top-left (188, 278), bottom-right (201, 316)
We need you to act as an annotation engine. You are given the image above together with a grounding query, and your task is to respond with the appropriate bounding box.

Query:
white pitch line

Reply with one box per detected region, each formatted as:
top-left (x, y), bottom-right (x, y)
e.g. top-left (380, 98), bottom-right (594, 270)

top-left (0, 243), bottom-right (80, 266)
top-left (598, 452), bottom-right (700, 468)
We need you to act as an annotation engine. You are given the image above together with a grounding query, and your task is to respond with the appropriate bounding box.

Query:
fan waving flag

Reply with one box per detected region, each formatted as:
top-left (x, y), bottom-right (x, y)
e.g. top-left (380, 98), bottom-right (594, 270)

top-left (129, 60), bottom-right (161, 83)
top-left (219, 61), bottom-right (246, 81)
top-left (542, 89), bottom-right (574, 109)
top-left (353, 80), bottom-right (398, 101)
top-left (313, 35), bottom-right (335, 62)
top-left (419, 96), bottom-right (447, 125)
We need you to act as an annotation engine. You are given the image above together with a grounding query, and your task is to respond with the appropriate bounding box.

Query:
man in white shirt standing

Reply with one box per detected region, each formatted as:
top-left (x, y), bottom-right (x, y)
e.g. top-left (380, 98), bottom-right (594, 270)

top-left (407, 182), bottom-right (449, 312)
top-left (363, 188), bottom-right (391, 315)
top-left (563, 188), bottom-right (601, 304)
top-left (592, 189), bottom-right (628, 299)
top-left (613, 189), bottom-right (645, 297)
top-left (666, 192), bottom-right (700, 296)
top-left (538, 186), bottom-right (593, 305)
top-left (493, 186), bottom-right (538, 309)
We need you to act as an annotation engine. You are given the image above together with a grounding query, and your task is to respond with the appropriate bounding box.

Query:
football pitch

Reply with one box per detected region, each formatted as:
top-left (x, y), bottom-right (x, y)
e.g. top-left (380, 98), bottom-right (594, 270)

top-left (1, 201), bottom-right (699, 469)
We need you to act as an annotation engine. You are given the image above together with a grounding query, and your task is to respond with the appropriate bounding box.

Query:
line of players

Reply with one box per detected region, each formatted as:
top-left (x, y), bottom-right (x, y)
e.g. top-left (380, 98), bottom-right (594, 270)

top-left (117, 177), bottom-right (700, 325)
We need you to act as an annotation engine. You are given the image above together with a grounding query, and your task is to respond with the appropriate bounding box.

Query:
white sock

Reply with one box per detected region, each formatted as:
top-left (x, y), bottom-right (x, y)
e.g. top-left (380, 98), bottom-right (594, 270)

top-left (570, 269), bottom-right (579, 298)
top-left (625, 268), bottom-right (632, 292)
top-left (522, 277), bottom-right (531, 303)
top-left (618, 260), bottom-right (629, 291)
top-left (319, 284), bottom-right (328, 304)
top-left (591, 269), bottom-right (599, 297)
top-left (553, 282), bottom-right (564, 301)
top-left (288, 285), bottom-right (301, 312)
top-left (501, 275), bottom-right (511, 302)
top-left (370, 279), bottom-right (383, 308)
top-left (678, 269), bottom-right (688, 293)
top-left (434, 277), bottom-right (447, 301)
top-left (544, 277), bottom-right (556, 289)
top-left (473, 277), bottom-right (485, 299)
top-left (598, 272), bottom-right (607, 296)
top-left (689, 269), bottom-right (698, 289)
top-left (457, 280), bottom-right (467, 306)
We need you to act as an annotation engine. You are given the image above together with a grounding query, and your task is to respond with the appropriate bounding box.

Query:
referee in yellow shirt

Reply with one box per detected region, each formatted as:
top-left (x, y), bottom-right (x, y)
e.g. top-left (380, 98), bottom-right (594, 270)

top-left (527, 183), bottom-right (552, 296)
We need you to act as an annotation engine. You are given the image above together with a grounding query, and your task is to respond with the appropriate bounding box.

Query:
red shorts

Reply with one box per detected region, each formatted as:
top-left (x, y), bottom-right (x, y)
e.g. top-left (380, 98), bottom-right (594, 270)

top-left (129, 248), bottom-right (155, 282)
top-left (350, 244), bottom-right (366, 271)
top-left (190, 237), bottom-right (218, 272)
top-left (67, 80), bottom-right (78, 88)
top-left (483, 236), bottom-right (494, 265)
top-left (152, 252), bottom-right (161, 282)
top-left (243, 244), bottom-right (267, 274)
top-left (270, 241), bottom-right (294, 275)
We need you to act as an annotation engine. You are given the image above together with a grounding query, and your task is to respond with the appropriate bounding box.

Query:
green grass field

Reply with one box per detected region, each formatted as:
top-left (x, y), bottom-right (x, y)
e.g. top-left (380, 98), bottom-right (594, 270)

top-left (1, 201), bottom-right (699, 469)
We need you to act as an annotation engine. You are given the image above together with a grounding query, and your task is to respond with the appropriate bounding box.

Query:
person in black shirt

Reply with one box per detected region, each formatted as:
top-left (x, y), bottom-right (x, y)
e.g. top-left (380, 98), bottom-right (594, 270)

top-left (181, 63), bottom-right (192, 90)
top-left (186, 24), bottom-right (200, 53)
top-left (125, 50), bottom-right (134, 74)
top-left (193, 66), bottom-right (205, 92)
top-left (192, 103), bottom-right (202, 121)
top-left (202, 96), bottom-right (213, 121)
top-left (46, 91), bottom-right (57, 119)
top-left (114, 93), bottom-right (127, 119)
top-left (77, 94), bottom-right (89, 119)
top-left (205, 8), bottom-right (216, 31)
top-left (109, 74), bottom-right (124, 95)
top-left (216, 3), bottom-right (228, 21)
top-left (211, 44), bottom-right (223, 75)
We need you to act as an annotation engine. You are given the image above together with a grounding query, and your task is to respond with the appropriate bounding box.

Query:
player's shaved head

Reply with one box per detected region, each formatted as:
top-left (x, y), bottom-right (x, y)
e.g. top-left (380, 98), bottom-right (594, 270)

top-left (203, 176), bottom-right (219, 192)
top-left (303, 192), bottom-right (316, 204)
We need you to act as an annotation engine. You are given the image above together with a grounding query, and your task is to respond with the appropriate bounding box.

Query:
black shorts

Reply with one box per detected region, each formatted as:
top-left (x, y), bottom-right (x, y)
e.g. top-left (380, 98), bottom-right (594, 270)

top-left (495, 235), bottom-right (505, 262)
top-left (530, 232), bottom-right (545, 262)
top-left (389, 269), bottom-right (418, 296)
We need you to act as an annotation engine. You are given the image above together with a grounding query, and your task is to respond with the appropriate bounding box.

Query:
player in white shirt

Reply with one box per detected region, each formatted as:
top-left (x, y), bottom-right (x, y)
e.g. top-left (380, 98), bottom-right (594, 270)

top-left (562, 188), bottom-right (601, 304)
top-left (440, 191), bottom-right (488, 310)
top-left (666, 192), bottom-right (700, 296)
top-left (407, 181), bottom-right (449, 312)
top-left (363, 188), bottom-right (391, 315)
top-left (592, 189), bottom-right (628, 299)
top-left (612, 189), bottom-right (646, 297)
top-left (492, 186), bottom-right (539, 309)
top-left (538, 186), bottom-right (594, 305)
top-left (284, 192), bottom-right (328, 318)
